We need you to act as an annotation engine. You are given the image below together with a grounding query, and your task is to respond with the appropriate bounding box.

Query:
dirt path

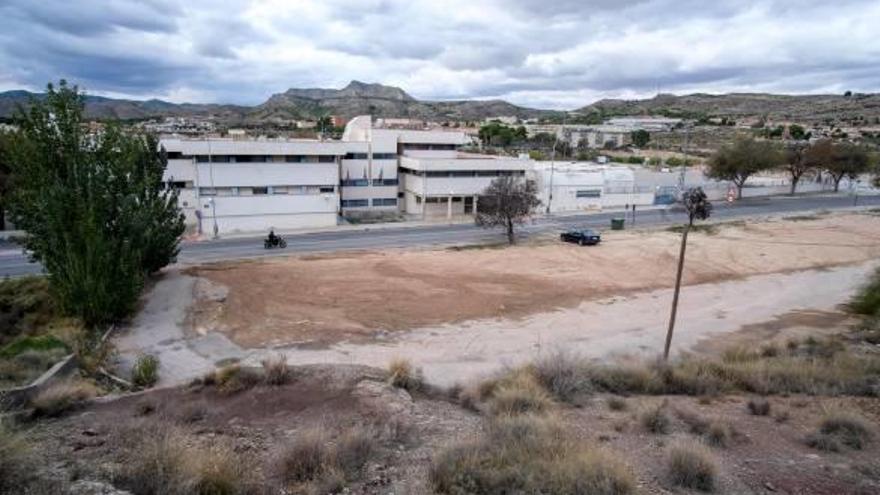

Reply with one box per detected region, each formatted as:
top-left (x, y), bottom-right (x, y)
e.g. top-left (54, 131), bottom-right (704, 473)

top-left (189, 213), bottom-right (880, 348)
top-left (240, 261), bottom-right (877, 386)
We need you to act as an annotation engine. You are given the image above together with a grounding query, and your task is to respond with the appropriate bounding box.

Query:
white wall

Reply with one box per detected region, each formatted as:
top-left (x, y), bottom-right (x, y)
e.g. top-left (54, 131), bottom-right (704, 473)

top-left (196, 162), bottom-right (337, 188)
top-left (197, 194), bottom-right (338, 234)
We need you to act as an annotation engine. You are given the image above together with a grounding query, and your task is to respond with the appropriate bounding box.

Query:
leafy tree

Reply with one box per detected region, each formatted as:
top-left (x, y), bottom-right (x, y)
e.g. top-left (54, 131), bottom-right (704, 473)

top-left (783, 141), bottom-right (816, 195)
top-left (475, 176), bottom-right (541, 245)
top-left (827, 142), bottom-right (870, 192)
top-left (630, 129), bottom-right (650, 148)
top-left (5, 81), bottom-right (184, 327)
top-left (707, 137), bottom-right (781, 199)
top-left (0, 131), bottom-right (10, 230)
top-left (664, 187), bottom-right (712, 360)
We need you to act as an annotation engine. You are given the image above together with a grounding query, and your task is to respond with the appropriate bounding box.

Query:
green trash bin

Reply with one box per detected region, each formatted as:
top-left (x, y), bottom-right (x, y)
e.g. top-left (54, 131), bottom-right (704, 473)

top-left (611, 218), bottom-right (625, 230)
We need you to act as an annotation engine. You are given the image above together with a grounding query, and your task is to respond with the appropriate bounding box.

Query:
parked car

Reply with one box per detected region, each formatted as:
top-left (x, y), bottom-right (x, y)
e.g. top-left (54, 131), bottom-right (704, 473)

top-left (560, 229), bottom-right (601, 246)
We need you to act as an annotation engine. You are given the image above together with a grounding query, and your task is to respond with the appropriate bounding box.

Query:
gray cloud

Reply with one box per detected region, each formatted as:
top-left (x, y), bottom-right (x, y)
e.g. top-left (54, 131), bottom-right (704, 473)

top-left (0, 0), bottom-right (877, 109)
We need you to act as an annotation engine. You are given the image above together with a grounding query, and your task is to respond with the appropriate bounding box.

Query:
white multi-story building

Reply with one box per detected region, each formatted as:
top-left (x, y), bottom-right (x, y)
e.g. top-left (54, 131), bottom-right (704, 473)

top-left (530, 162), bottom-right (654, 213)
top-left (161, 116), bottom-right (535, 234)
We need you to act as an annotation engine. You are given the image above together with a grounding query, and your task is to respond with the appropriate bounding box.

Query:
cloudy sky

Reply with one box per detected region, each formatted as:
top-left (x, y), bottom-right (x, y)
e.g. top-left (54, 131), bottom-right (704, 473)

top-left (1, 0), bottom-right (878, 109)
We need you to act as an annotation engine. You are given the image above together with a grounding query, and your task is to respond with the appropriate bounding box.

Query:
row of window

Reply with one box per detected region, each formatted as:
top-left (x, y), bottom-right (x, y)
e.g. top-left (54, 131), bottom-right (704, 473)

top-left (191, 155), bottom-right (337, 163)
top-left (576, 189), bottom-right (602, 198)
top-left (199, 185), bottom-right (335, 196)
top-left (344, 153), bottom-right (398, 160)
top-left (341, 178), bottom-right (399, 187)
top-left (402, 169), bottom-right (526, 178)
top-left (341, 198), bottom-right (398, 208)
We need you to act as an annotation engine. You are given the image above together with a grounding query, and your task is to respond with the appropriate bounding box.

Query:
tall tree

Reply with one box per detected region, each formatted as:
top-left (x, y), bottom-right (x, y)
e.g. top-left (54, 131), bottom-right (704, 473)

top-left (827, 142), bottom-right (870, 192)
top-left (6, 81), bottom-right (184, 327)
top-left (783, 142), bottom-right (815, 195)
top-left (475, 176), bottom-right (541, 244)
top-left (631, 129), bottom-right (650, 148)
top-left (0, 131), bottom-right (10, 230)
top-left (707, 137), bottom-right (781, 199)
top-left (663, 187), bottom-right (712, 360)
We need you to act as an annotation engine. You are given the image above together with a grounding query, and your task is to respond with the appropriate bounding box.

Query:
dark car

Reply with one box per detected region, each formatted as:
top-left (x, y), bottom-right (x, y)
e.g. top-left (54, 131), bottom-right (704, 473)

top-left (560, 229), bottom-right (601, 246)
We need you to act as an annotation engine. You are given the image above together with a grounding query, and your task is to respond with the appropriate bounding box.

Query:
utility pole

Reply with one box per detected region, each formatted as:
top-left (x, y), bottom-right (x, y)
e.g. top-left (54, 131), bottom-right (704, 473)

top-left (546, 113), bottom-right (566, 214)
top-left (679, 124), bottom-right (690, 194)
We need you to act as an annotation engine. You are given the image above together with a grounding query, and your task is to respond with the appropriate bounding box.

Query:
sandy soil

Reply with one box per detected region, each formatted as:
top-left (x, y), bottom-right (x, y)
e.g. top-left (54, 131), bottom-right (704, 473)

top-left (189, 213), bottom-right (880, 349)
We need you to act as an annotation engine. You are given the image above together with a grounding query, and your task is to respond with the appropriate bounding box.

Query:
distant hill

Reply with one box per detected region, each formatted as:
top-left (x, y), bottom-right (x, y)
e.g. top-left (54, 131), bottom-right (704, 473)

top-left (577, 93), bottom-right (880, 123)
top-left (251, 80), bottom-right (556, 121)
top-left (0, 90), bottom-right (249, 121)
top-left (0, 81), bottom-right (557, 123)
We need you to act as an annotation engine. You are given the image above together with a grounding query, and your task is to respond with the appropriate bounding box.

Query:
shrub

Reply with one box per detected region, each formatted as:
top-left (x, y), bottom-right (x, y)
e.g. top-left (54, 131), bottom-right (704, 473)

top-left (533, 351), bottom-right (590, 403)
top-left (488, 369), bottom-right (553, 416)
top-left (261, 355), bottom-right (289, 385)
top-left (747, 397), bottom-right (771, 416)
top-left (430, 414), bottom-right (635, 495)
top-left (178, 402), bottom-right (208, 424)
top-left (607, 396), bottom-right (628, 411)
top-left (213, 364), bottom-right (262, 395)
top-left (705, 421), bottom-right (733, 448)
top-left (0, 423), bottom-right (37, 492)
top-left (666, 442), bottom-right (718, 491)
top-left (806, 412), bottom-right (873, 451)
top-left (131, 354), bottom-right (160, 388)
top-left (119, 424), bottom-right (251, 495)
top-left (277, 428), bottom-right (333, 483)
top-left (850, 267), bottom-right (880, 316)
top-left (640, 404), bottom-right (671, 434)
top-left (333, 427), bottom-right (378, 476)
top-left (387, 358), bottom-right (423, 392)
top-left (30, 380), bottom-right (98, 417)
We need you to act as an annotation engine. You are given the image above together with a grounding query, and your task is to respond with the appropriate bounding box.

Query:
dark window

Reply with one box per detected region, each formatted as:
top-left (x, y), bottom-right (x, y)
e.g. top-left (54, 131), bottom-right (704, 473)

top-left (341, 179), bottom-right (369, 187)
top-left (253, 187), bottom-right (269, 195)
top-left (426, 171), bottom-right (449, 178)
top-left (372, 198), bottom-right (398, 207)
top-left (167, 151), bottom-right (183, 159)
top-left (286, 155), bottom-right (305, 162)
top-left (232, 155), bottom-right (267, 163)
top-left (168, 181), bottom-right (187, 189)
top-left (576, 189), bottom-right (601, 198)
top-left (373, 153), bottom-right (398, 160)
top-left (372, 178), bottom-right (399, 186)
top-left (344, 152), bottom-right (369, 160)
top-left (450, 171), bottom-right (475, 177)
top-left (196, 155), bottom-right (210, 163)
top-left (319, 186), bottom-right (335, 193)
top-left (341, 199), bottom-right (369, 208)
top-left (318, 155), bottom-right (336, 163)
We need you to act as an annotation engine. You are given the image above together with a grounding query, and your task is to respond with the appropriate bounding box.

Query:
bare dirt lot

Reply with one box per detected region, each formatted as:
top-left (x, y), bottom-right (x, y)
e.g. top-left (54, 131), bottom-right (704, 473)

top-left (189, 213), bottom-right (880, 349)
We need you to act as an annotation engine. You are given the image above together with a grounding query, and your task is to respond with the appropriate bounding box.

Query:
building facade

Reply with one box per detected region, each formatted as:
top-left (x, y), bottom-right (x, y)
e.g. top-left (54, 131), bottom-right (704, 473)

top-left (161, 116), bottom-right (534, 234)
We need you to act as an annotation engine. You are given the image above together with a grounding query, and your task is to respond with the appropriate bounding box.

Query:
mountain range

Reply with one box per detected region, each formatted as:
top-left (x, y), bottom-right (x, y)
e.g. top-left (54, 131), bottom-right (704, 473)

top-left (1, 81), bottom-right (878, 124)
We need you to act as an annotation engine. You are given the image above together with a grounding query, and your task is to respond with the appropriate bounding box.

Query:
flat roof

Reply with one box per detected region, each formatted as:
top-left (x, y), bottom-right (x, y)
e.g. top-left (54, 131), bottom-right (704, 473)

top-left (400, 155), bottom-right (532, 172)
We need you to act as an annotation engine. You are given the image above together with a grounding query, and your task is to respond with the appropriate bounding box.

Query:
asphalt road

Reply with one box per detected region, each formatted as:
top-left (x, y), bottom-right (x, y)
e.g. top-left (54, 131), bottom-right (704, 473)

top-left (1, 193), bottom-right (878, 278)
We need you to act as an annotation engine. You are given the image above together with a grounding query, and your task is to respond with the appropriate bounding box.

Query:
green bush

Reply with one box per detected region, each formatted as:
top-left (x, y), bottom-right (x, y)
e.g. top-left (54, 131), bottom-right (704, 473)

top-left (131, 354), bottom-right (160, 388)
top-left (0, 276), bottom-right (57, 347)
top-left (850, 267), bottom-right (880, 316)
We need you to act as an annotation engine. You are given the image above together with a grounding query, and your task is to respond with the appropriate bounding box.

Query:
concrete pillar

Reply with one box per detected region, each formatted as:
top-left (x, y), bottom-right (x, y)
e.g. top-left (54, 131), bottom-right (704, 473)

top-left (473, 195), bottom-right (478, 216)
top-left (447, 195), bottom-right (453, 219)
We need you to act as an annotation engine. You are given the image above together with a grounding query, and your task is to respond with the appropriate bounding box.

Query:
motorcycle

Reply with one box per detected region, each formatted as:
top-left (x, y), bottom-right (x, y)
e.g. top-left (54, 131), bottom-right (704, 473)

top-left (264, 235), bottom-right (287, 249)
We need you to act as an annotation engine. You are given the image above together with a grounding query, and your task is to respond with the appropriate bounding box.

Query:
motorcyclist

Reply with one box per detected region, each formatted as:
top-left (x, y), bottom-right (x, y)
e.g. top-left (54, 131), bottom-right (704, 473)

top-left (267, 228), bottom-right (278, 245)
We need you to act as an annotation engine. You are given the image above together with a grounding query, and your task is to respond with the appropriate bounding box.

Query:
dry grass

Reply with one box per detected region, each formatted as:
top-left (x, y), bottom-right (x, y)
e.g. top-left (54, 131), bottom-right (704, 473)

top-left (606, 396), bottom-right (628, 411)
top-left (430, 414), bottom-right (635, 495)
top-left (210, 364), bottom-right (263, 395)
top-left (487, 368), bottom-right (554, 416)
top-left (666, 441), bottom-right (718, 492)
top-left (118, 424), bottom-right (252, 495)
top-left (747, 397), bottom-right (771, 416)
top-left (640, 403), bottom-right (671, 434)
top-left (30, 380), bottom-right (98, 417)
top-left (806, 411), bottom-right (874, 452)
top-left (276, 425), bottom-right (380, 491)
top-left (387, 358), bottom-right (424, 392)
top-left (675, 407), bottom-right (732, 447)
top-left (533, 351), bottom-right (591, 403)
top-left (0, 423), bottom-right (38, 492)
top-left (260, 354), bottom-right (289, 386)
top-left (131, 354), bottom-right (160, 388)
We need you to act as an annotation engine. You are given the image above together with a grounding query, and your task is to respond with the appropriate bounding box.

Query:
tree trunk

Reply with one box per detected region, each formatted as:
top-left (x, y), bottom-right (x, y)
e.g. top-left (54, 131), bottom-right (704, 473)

top-left (664, 222), bottom-right (690, 360)
top-left (833, 175), bottom-right (842, 192)
top-left (506, 219), bottom-right (515, 245)
top-left (736, 183), bottom-right (743, 200)
top-left (790, 175), bottom-right (799, 195)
